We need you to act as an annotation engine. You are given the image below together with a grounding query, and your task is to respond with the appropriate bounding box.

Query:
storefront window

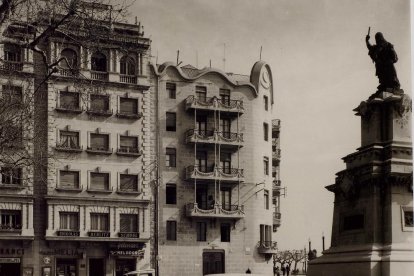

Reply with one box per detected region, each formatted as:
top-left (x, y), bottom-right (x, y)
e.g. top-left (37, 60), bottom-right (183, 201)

top-left (115, 259), bottom-right (136, 276)
top-left (56, 259), bottom-right (77, 276)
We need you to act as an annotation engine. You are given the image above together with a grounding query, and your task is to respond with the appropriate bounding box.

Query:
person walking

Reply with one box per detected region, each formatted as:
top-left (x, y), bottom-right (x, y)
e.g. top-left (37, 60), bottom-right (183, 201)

top-left (281, 265), bottom-right (286, 276)
top-left (286, 264), bottom-right (290, 276)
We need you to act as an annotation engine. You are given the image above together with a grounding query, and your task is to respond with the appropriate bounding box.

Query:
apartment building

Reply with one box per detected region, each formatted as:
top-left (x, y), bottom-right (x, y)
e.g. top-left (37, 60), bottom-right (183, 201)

top-left (0, 3), bottom-right (153, 276)
top-left (150, 61), bottom-right (281, 275)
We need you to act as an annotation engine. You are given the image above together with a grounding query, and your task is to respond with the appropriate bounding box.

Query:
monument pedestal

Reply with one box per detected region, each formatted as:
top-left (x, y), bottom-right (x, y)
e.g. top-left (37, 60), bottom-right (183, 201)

top-left (308, 91), bottom-right (413, 276)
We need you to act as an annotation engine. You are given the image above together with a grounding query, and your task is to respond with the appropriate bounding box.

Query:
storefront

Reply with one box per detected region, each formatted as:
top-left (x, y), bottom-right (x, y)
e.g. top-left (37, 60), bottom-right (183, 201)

top-left (0, 242), bottom-right (31, 276)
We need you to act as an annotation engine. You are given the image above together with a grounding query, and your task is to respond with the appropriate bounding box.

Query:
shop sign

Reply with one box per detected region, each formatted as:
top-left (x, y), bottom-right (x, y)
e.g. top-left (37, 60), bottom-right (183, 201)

top-left (109, 249), bottom-right (144, 257)
top-left (109, 243), bottom-right (144, 250)
top-left (39, 249), bottom-right (83, 256)
top-left (118, 232), bottom-right (139, 238)
top-left (88, 231), bottom-right (110, 237)
top-left (57, 230), bottom-right (80, 237)
top-left (0, 257), bottom-right (21, 263)
top-left (0, 248), bottom-right (24, 255)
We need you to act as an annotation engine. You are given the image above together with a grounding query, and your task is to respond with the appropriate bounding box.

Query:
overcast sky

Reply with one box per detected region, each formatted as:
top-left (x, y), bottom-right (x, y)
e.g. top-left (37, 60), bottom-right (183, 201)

top-left (131, 0), bottom-right (412, 252)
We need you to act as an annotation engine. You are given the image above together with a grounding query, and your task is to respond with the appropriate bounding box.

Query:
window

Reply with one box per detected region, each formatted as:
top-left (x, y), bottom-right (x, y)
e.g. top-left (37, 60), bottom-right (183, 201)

top-left (166, 112), bottom-right (176, 131)
top-left (166, 221), bottom-right (177, 241)
top-left (196, 86), bottom-right (207, 102)
top-left (264, 157), bottom-right (269, 176)
top-left (220, 152), bottom-right (232, 174)
top-left (220, 118), bottom-right (231, 139)
top-left (120, 56), bottom-right (136, 75)
top-left (196, 151), bottom-right (207, 172)
top-left (59, 92), bottom-right (80, 110)
top-left (343, 214), bottom-right (364, 231)
top-left (119, 97), bottom-right (138, 115)
top-left (59, 212), bottom-right (79, 230)
top-left (165, 148), bottom-right (176, 168)
top-left (4, 43), bottom-right (21, 62)
top-left (166, 184), bottom-right (177, 204)
top-left (89, 133), bottom-right (109, 151)
top-left (166, 83), bottom-right (176, 99)
top-left (220, 223), bottom-right (231, 242)
top-left (264, 190), bottom-right (269, 210)
top-left (58, 131), bottom-right (80, 149)
top-left (60, 48), bottom-right (78, 69)
top-left (0, 210), bottom-right (21, 230)
top-left (90, 213), bottom-right (109, 231)
top-left (220, 89), bottom-right (231, 105)
top-left (263, 123), bottom-right (269, 141)
top-left (221, 187), bottom-right (231, 211)
top-left (119, 174), bottom-right (138, 192)
top-left (264, 95), bottom-right (269, 111)
top-left (91, 52), bottom-right (107, 72)
top-left (2, 85), bottom-right (22, 104)
top-left (120, 214), bottom-right (138, 233)
top-left (119, 136), bottom-right (139, 153)
top-left (1, 167), bottom-right (21, 185)
top-left (90, 95), bottom-right (109, 111)
top-left (90, 172), bottom-right (110, 190)
top-left (259, 224), bottom-right (272, 244)
top-left (59, 170), bottom-right (80, 189)
top-left (196, 222), bottom-right (207, 241)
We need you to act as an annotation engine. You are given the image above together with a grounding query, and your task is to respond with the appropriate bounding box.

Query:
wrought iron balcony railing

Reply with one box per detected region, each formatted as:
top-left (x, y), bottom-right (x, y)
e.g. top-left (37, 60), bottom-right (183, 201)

top-left (185, 165), bottom-right (244, 183)
top-left (116, 147), bottom-right (142, 157)
top-left (272, 149), bottom-right (281, 160)
top-left (273, 212), bottom-right (282, 227)
top-left (185, 95), bottom-right (244, 113)
top-left (86, 108), bottom-right (113, 117)
top-left (0, 60), bottom-right (23, 71)
top-left (257, 241), bottom-right (278, 254)
top-left (185, 129), bottom-right (243, 146)
top-left (272, 119), bottom-right (281, 131)
top-left (55, 144), bottom-right (83, 153)
top-left (185, 203), bottom-right (244, 219)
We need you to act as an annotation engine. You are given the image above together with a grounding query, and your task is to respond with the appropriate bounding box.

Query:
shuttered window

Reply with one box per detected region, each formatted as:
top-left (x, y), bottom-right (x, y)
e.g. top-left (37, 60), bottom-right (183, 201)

top-left (59, 170), bottom-right (79, 189)
top-left (196, 222), bottom-right (207, 241)
top-left (90, 133), bottom-right (109, 151)
top-left (90, 95), bottom-right (109, 111)
top-left (90, 172), bottom-right (109, 190)
top-left (120, 174), bottom-right (138, 192)
top-left (166, 112), bottom-right (176, 131)
top-left (59, 92), bottom-right (79, 109)
top-left (120, 214), bottom-right (138, 233)
top-left (59, 212), bottom-right (79, 230)
top-left (119, 98), bottom-right (138, 115)
top-left (119, 136), bottom-right (138, 153)
top-left (90, 213), bottom-right (109, 231)
top-left (166, 221), bottom-right (177, 241)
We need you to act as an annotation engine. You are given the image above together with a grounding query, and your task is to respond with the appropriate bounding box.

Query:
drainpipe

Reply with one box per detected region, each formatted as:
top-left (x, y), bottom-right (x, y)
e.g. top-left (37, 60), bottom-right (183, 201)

top-left (154, 65), bottom-right (160, 276)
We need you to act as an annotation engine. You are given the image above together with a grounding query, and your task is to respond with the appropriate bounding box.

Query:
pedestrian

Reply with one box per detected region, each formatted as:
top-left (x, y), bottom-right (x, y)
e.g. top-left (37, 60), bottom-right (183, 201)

top-left (274, 266), bottom-right (280, 276)
top-left (286, 264), bottom-right (290, 276)
top-left (281, 265), bottom-right (286, 276)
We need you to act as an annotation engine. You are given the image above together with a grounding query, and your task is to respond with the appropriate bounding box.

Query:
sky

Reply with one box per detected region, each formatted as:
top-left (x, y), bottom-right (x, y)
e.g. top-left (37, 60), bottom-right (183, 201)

top-left (130, 0), bottom-right (412, 252)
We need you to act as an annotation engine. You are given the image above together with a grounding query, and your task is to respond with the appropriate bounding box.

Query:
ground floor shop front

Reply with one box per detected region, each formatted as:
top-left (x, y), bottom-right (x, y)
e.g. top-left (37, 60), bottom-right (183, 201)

top-left (0, 240), bottom-right (151, 276)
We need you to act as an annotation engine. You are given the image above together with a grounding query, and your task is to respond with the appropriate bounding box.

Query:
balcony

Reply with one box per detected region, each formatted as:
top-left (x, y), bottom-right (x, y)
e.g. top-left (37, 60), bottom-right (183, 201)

top-left (86, 108), bottom-right (113, 117)
top-left (91, 71), bottom-right (109, 81)
top-left (0, 224), bottom-right (22, 233)
top-left (273, 212), bottom-right (281, 227)
top-left (55, 103), bottom-right (83, 114)
top-left (86, 147), bottom-right (113, 155)
top-left (273, 180), bottom-right (281, 190)
top-left (272, 149), bottom-right (281, 161)
top-left (57, 67), bottom-right (80, 77)
top-left (185, 203), bottom-right (245, 219)
top-left (272, 119), bottom-right (281, 132)
top-left (120, 75), bottom-right (137, 84)
top-left (116, 147), bottom-right (142, 157)
top-left (116, 111), bottom-right (143, 120)
top-left (185, 96), bottom-right (244, 114)
top-left (185, 129), bottom-right (243, 148)
top-left (185, 166), bottom-right (244, 183)
top-left (0, 61), bottom-right (23, 71)
top-left (257, 241), bottom-right (278, 254)
top-left (55, 145), bottom-right (83, 153)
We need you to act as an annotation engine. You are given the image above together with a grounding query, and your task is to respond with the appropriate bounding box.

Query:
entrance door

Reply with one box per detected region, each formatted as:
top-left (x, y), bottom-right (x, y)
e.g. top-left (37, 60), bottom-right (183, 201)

top-left (89, 258), bottom-right (105, 276)
top-left (202, 251), bottom-right (225, 275)
top-left (0, 262), bottom-right (20, 276)
top-left (115, 259), bottom-right (136, 276)
top-left (56, 259), bottom-right (77, 276)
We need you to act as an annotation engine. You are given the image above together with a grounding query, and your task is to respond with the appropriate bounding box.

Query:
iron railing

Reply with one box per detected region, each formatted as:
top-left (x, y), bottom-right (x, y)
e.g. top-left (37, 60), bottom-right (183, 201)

top-left (185, 95), bottom-right (244, 112)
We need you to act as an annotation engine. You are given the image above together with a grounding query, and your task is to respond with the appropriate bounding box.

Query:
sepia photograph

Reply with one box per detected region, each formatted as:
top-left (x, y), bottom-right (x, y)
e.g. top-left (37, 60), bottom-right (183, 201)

top-left (0, 0), bottom-right (412, 275)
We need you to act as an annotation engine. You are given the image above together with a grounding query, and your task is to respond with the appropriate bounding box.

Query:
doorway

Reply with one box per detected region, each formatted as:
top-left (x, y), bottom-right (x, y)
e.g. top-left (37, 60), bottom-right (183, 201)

top-left (56, 258), bottom-right (77, 276)
top-left (115, 259), bottom-right (136, 276)
top-left (0, 262), bottom-right (20, 276)
top-left (202, 250), bottom-right (225, 275)
top-left (89, 258), bottom-right (105, 276)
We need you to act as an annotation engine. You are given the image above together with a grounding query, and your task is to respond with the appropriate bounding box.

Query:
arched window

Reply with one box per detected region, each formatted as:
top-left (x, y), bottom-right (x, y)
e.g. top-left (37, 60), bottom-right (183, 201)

top-left (4, 44), bottom-right (21, 62)
top-left (91, 52), bottom-right (107, 72)
top-left (120, 56), bottom-right (136, 76)
top-left (60, 48), bottom-right (78, 69)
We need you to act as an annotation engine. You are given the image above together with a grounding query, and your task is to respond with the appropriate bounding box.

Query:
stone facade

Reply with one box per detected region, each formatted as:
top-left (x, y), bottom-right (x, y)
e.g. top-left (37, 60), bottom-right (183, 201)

top-left (151, 62), bottom-right (280, 275)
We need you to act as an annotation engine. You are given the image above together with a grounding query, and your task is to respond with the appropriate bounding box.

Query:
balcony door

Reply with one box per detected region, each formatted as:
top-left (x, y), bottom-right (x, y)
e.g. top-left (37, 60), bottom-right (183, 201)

top-left (196, 188), bottom-right (208, 210)
top-left (220, 152), bottom-right (232, 174)
top-left (220, 118), bottom-right (231, 139)
top-left (221, 187), bottom-right (232, 211)
top-left (196, 151), bottom-right (208, 172)
top-left (203, 250), bottom-right (225, 275)
top-left (196, 115), bottom-right (208, 136)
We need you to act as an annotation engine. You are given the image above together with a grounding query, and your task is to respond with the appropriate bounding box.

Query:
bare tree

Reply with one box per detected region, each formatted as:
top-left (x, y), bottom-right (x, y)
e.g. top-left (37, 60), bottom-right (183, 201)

top-left (0, 0), bottom-right (138, 172)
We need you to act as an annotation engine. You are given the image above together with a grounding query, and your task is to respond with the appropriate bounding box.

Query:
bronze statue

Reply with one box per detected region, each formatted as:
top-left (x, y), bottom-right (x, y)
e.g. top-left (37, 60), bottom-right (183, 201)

top-left (365, 29), bottom-right (400, 92)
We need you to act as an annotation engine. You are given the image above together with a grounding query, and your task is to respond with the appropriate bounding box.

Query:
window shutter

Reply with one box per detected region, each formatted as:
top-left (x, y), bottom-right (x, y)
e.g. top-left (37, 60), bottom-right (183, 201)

top-left (60, 171), bottom-right (79, 188)
top-left (120, 98), bottom-right (138, 114)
